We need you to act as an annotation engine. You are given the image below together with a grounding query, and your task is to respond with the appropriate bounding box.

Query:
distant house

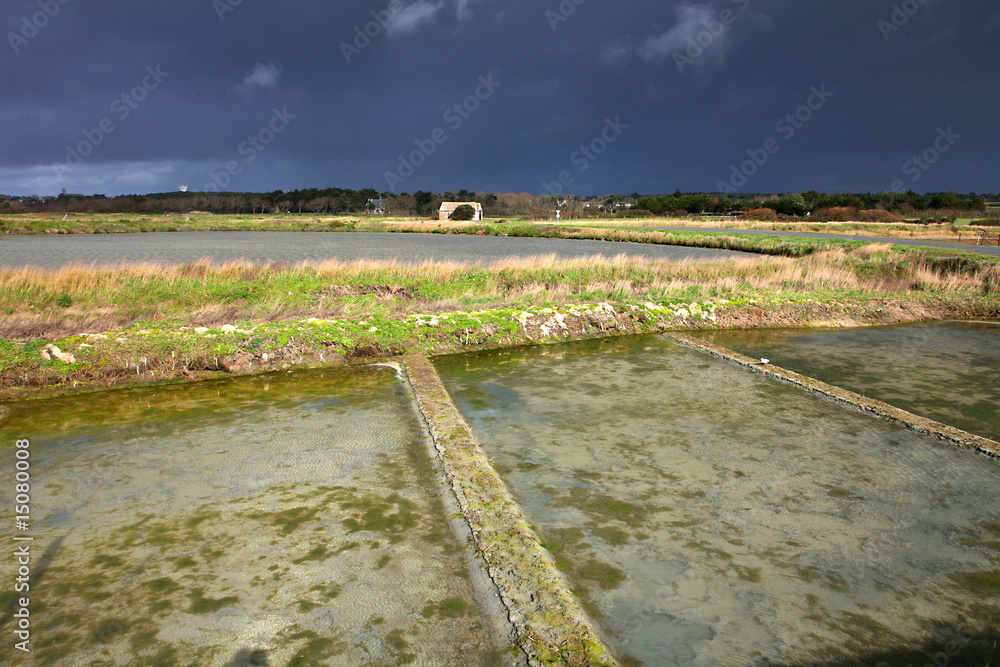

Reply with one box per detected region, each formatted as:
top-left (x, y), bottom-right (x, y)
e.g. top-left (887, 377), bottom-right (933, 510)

top-left (438, 202), bottom-right (483, 221)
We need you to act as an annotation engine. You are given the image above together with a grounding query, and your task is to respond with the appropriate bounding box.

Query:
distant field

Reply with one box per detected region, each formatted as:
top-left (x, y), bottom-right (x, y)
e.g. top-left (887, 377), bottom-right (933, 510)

top-left (566, 217), bottom-right (999, 240)
top-left (0, 212), bottom-right (381, 235)
top-left (2, 212), bottom-right (998, 240)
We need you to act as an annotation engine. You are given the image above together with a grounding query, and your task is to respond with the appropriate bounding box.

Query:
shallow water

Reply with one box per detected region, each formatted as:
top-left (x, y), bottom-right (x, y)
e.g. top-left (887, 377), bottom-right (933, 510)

top-left (436, 336), bottom-right (1000, 666)
top-left (0, 368), bottom-right (506, 666)
top-left (0, 231), bottom-right (750, 270)
top-left (694, 321), bottom-right (1000, 441)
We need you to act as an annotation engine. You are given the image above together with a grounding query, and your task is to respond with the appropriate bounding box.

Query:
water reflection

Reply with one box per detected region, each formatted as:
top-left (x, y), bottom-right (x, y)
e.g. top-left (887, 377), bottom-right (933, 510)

top-left (437, 335), bottom-right (1000, 666)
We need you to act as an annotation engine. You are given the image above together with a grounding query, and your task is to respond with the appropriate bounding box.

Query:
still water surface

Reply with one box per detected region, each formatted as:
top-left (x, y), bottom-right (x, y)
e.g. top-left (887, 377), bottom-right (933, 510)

top-left (436, 336), bottom-right (1000, 666)
top-left (694, 322), bottom-right (1000, 442)
top-left (0, 231), bottom-right (750, 269)
top-left (0, 368), bottom-right (504, 666)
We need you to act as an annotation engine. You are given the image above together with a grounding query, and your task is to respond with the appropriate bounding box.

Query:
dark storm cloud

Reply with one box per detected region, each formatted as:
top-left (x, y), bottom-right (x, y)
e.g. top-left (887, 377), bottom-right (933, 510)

top-left (1, 0), bottom-right (996, 196)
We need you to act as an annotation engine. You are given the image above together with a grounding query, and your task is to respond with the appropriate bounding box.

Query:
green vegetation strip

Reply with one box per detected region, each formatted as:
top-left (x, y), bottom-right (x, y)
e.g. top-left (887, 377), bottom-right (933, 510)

top-left (12, 209), bottom-right (988, 257)
top-left (1, 234), bottom-right (997, 397)
top-left (371, 220), bottom-right (882, 257)
top-left (498, 223), bottom-right (1000, 259)
top-left (364, 219), bottom-right (1000, 261)
top-left (665, 332), bottom-right (1000, 459)
top-left (402, 354), bottom-right (619, 667)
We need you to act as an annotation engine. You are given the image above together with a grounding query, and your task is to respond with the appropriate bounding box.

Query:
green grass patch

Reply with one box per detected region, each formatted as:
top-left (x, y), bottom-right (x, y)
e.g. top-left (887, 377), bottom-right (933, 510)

top-left (0, 222), bottom-right (997, 397)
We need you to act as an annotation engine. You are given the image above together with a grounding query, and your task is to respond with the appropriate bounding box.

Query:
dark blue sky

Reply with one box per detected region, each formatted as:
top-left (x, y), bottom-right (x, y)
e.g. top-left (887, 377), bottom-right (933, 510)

top-left (2, 0), bottom-right (997, 197)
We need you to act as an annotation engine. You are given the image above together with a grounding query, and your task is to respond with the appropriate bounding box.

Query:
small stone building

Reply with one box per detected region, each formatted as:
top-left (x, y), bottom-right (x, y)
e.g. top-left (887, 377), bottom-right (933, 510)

top-left (438, 202), bottom-right (484, 221)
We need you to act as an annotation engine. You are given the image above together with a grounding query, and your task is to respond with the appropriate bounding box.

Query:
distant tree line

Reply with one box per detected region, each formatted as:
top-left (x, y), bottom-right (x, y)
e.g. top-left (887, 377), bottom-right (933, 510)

top-left (0, 188), bottom-right (381, 215)
top-left (635, 190), bottom-right (989, 217)
top-left (1, 187), bottom-right (995, 222)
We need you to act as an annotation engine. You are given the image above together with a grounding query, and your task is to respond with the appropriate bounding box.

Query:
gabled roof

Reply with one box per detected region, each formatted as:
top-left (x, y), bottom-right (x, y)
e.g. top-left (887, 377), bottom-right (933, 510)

top-left (439, 201), bottom-right (482, 209)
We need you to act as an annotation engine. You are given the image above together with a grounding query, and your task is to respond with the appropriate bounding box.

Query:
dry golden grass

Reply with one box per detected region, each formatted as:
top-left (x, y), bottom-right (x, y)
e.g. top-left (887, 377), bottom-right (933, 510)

top-left (2, 249), bottom-right (996, 298)
top-left (0, 246), bottom-right (996, 340)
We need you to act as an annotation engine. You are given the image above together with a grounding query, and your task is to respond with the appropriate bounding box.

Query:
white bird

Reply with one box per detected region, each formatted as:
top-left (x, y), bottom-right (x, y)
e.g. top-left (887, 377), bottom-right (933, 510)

top-left (760, 358), bottom-right (770, 364)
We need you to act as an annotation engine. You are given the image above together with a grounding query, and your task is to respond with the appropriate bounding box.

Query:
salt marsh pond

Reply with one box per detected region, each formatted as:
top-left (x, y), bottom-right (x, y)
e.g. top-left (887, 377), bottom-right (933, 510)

top-left (3, 325), bottom-right (998, 666)
top-left (436, 336), bottom-right (1000, 666)
top-left (695, 321), bottom-right (1000, 442)
top-left (0, 368), bottom-right (509, 666)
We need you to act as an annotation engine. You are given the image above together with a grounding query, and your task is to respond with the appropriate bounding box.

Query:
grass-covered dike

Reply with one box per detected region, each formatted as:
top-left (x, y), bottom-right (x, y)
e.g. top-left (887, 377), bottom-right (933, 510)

top-left (0, 222), bottom-right (998, 401)
top-left (2, 210), bottom-right (998, 240)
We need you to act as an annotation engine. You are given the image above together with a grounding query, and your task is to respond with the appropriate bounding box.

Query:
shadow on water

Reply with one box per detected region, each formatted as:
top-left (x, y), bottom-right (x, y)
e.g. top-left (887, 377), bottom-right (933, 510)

top-left (0, 536), bottom-right (63, 634)
top-left (226, 648), bottom-right (270, 666)
top-left (767, 623), bottom-right (999, 667)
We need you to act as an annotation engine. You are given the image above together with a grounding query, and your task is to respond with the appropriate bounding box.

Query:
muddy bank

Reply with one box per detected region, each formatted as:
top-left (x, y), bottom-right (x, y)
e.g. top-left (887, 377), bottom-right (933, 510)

top-left (1, 298), bottom-right (997, 403)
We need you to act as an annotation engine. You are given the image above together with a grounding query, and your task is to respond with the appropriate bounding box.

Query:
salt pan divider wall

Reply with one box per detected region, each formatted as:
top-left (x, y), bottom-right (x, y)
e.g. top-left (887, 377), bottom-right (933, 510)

top-left (402, 354), bottom-right (620, 667)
